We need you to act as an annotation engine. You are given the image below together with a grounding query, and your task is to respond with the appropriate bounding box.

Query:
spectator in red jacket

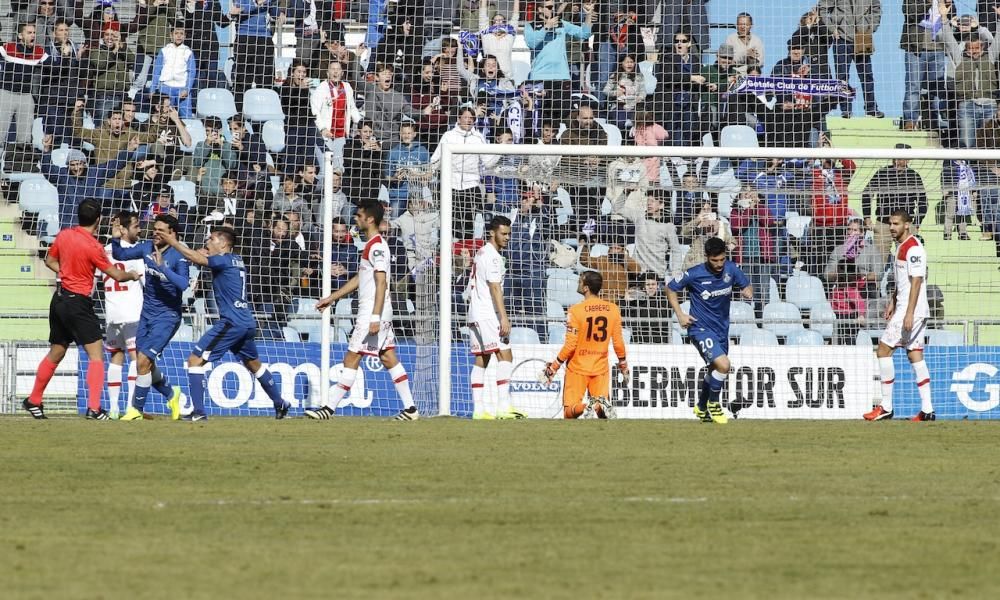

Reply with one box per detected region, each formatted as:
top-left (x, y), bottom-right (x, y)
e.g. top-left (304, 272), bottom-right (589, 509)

top-left (808, 151), bottom-right (857, 273)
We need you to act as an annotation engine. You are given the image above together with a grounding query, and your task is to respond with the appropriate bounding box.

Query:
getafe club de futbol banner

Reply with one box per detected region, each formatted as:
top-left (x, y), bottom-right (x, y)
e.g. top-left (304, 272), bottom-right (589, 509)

top-left (78, 344), bottom-right (1000, 420)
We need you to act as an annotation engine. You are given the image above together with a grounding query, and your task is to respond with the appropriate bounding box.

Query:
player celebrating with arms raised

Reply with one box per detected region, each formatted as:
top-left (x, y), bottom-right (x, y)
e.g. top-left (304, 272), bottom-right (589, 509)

top-left (307, 200), bottom-right (419, 421)
top-left (110, 213), bottom-right (189, 421)
top-left (161, 227), bottom-right (292, 420)
top-left (102, 212), bottom-right (145, 418)
top-left (864, 210), bottom-right (936, 421)
top-left (467, 215), bottom-right (524, 420)
top-left (667, 237), bottom-right (753, 424)
top-left (541, 271), bottom-right (629, 419)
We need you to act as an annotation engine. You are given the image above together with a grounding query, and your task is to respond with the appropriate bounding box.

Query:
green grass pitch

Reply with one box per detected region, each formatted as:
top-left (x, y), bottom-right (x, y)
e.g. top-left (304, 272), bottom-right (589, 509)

top-left (1, 417), bottom-right (998, 599)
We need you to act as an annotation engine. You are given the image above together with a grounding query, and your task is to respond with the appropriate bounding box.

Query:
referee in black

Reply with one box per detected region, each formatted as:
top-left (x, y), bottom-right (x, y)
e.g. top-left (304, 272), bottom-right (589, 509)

top-left (23, 199), bottom-right (140, 420)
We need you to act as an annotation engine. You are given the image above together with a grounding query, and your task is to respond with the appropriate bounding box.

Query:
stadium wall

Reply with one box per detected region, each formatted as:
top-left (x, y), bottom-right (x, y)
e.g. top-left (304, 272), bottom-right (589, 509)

top-left (50, 343), bottom-right (1000, 420)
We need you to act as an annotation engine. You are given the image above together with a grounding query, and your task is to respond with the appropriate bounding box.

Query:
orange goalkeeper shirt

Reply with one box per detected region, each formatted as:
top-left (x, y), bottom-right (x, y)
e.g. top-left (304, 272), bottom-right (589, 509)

top-left (557, 296), bottom-right (627, 376)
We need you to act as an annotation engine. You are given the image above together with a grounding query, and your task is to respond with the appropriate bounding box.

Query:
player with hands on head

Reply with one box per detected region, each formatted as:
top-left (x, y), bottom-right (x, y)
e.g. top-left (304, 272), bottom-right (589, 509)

top-left (667, 237), bottom-right (753, 424)
top-left (110, 212), bottom-right (191, 421)
top-left (307, 200), bottom-right (420, 421)
top-left (467, 215), bottom-right (524, 420)
top-left (159, 226), bottom-right (292, 421)
top-left (102, 211), bottom-right (145, 419)
top-left (541, 271), bottom-right (628, 419)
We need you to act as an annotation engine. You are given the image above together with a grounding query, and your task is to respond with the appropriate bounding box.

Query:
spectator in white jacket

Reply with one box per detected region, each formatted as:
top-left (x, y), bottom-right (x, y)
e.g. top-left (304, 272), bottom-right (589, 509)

top-left (430, 106), bottom-right (500, 239)
top-left (150, 24), bottom-right (197, 118)
top-left (478, 0), bottom-right (520, 79)
top-left (310, 60), bottom-right (361, 168)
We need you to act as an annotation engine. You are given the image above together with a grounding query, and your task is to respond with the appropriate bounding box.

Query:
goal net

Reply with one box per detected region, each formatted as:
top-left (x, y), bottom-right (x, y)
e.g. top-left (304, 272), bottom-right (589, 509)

top-left (437, 143), bottom-right (1000, 420)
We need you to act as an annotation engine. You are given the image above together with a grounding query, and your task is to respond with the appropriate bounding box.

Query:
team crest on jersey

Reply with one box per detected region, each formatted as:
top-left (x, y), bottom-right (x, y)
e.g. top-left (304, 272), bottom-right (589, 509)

top-left (723, 273), bottom-right (731, 283)
top-left (700, 290), bottom-right (711, 300)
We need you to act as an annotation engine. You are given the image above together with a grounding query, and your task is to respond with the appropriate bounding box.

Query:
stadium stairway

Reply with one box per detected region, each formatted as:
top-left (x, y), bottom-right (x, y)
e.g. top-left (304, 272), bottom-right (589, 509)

top-left (0, 200), bottom-right (55, 341)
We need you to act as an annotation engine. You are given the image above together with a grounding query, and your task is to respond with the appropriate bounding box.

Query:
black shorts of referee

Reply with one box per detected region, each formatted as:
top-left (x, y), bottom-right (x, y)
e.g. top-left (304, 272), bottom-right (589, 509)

top-left (48, 284), bottom-right (103, 347)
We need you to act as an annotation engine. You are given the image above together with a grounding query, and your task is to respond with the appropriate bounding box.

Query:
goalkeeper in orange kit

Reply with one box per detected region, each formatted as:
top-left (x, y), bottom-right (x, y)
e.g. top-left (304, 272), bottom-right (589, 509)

top-left (541, 271), bottom-right (629, 419)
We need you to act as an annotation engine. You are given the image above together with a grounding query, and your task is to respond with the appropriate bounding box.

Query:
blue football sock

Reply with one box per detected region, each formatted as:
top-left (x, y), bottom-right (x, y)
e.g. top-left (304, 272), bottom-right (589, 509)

top-left (254, 366), bottom-right (284, 409)
top-left (133, 373), bottom-right (152, 411)
top-left (698, 375), bottom-right (711, 410)
top-left (189, 366), bottom-right (206, 414)
top-left (151, 366), bottom-right (172, 397)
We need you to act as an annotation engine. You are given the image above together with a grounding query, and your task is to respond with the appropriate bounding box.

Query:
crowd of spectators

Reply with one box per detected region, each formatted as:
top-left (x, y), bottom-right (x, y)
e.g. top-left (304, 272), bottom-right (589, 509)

top-left (2, 1), bottom-right (998, 344)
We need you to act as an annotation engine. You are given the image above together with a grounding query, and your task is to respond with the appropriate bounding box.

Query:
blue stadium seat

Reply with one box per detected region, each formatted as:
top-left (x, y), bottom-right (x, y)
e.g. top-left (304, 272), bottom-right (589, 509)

top-left (175, 323), bottom-right (194, 342)
top-left (511, 58), bottom-right (531, 86)
top-left (168, 180), bottom-right (197, 209)
top-left (242, 89), bottom-right (285, 122)
top-left (18, 176), bottom-right (59, 241)
top-left (926, 329), bottom-right (964, 346)
top-left (809, 301), bottom-right (836, 338)
top-left (180, 119), bottom-right (205, 153)
top-left (786, 329), bottom-right (826, 346)
top-left (855, 329), bottom-right (879, 346)
top-left (196, 88), bottom-right (237, 120)
top-left (638, 60), bottom-right (658, 94)
top-left (729, 300), bottom-right (757, 339)
top-left (739, 328), bottom-right (780, 345)
top-left (546, 300), bottom-right (565, 321)
top-left (282, 326), bottom-right (302, 343)
top-left (548, 322), bottom-right (566, 345)
top-left (721, 125), bottom-right (759, 148)
top-left (334, 299), bottom-right (354, 337)
top-left (621, 326), bottom-right (632, 344)
top-left (262, 120), bottom-right (286, 153)
top-left (785, 273), bottom-right (828, 312)
top-left (762, 301), bottom-right (805, 338)
top-left (509, 327), bottom-right (541, 345)
top-left (546, 268), bottom-right (583, 307)
top-left (288, 318), bottom-right (321, 343)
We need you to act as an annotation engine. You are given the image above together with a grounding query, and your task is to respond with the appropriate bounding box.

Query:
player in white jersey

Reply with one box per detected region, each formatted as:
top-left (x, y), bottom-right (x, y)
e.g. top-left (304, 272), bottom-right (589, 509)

top-left (865, 210), bottom-right (936, 422)
top-left (466, 215), bottom-right (522, 420)
top-left (103, 211), bottom-right (145, 417)
top-left (307, 200), bottom-right (419, 421)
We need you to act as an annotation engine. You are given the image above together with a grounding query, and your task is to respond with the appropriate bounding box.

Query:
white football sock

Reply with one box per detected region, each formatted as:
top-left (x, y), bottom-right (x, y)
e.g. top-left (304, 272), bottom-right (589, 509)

top-left (878, 357), bottom-right (895, 412)
top-left (496, 360), bottom-right (513, 414)
top-left (330, 368), bottom-right (357, 410)
top-left (912, 360), bottom-right (933, 414)
top-left (107, 363), bottom-right (123, 412)
top-left (471, 365), bottom-right (486, 415)
top-left (388, 364), bottom-right (415, 410)
top-left (126, 360), bottom-right (137, 406)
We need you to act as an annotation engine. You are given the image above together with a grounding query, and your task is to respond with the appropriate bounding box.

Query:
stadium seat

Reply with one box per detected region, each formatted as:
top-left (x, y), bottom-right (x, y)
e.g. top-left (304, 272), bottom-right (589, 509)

top-left (223, 56), bottom-right (234, 84)
top-left (595, 118), bottom-right (623, 146)
top-left (180, 119), bottom-right (205, 153)
top-left (670, 322), bottom-right (684, 345)
top-left (288, 318), bottom-right (321, 343)
top-left (786, 329), bottom-right (825, 346)
top-left (274, 56), bottom-right (293, 79)
top-left (785, 273), bottom-right (828, 311)
top-left (294, 297), bottom-right (316, 314)
top-left (282, 326), bottom-right (301, 343)
top-left (261, 120), bottom-right (286, 153)
top-left (809, 301), bottom-right (836, 338)
top-left (175, 323), bottom-right (194, 342)
top-left (509, 327), bottom-right (541, 345)
top-left (721, 125), bottom-right (759, 148)
top-left (546, 268), bottom-right (583, 307)
top-left (546, 300), bottom-right (565, 321)
top-left (168, 180), bottom-right (197, 209)
top-left (621, 326), bottom-right (632, 344)
top-left (334, 298), bottom-right (354, 336)
top-left (855, 329), bottom-right (879, 346)
top-left (638, 60), bottom-right (658, 94)
top-left (739, 328), bottom-right (779, 345)
top-left (555, 187), bottom-right (573, 225)
top-left (769, 277), bottom-right (781, 304)
top-left (242, 89), bottom-right (285, 122)
top-left (196, 88), bottom-right (237, 120)
top-left (17, 176), bottom-right (59, 241)
top-left (511, 58), bottom-right (531, 86)
top-left (32, 117), bottom-right (44, 151)
top-left (762, 301), bottom-right (805, 338)
top-left (729, 301), bottom-right (757, 339)
top-left (927, 329), bottom-right (964, 346)
top-left (548, 322), bottom-right (566, 345)
top-left (50, 146), bottom-right (71, 167)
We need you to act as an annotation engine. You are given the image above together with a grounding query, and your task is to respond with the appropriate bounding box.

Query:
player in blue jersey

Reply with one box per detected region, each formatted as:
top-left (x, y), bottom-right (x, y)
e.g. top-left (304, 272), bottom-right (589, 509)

top-left (111, 213), bottom-right (190, 421)
top-left (667, 237), bottom-right (753, 424)
top-left (161, 227), bottom-right (292, 420)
